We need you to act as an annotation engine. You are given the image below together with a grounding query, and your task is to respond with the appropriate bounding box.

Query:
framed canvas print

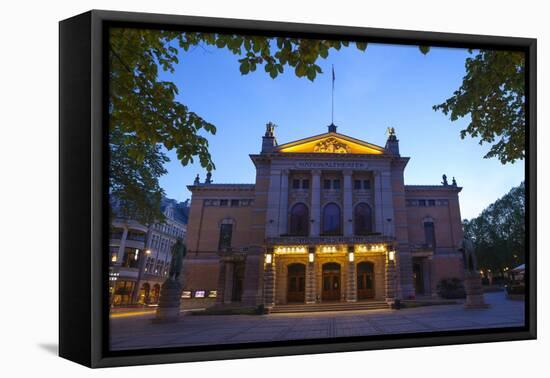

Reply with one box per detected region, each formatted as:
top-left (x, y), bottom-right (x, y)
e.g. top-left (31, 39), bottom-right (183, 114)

top-left (59, 10), bottom-right (536, 368)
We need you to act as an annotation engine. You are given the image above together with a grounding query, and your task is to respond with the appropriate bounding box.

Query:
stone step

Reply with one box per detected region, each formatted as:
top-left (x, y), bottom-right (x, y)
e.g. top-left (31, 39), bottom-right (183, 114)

top-left (270, 301), bottom-right (389, 313)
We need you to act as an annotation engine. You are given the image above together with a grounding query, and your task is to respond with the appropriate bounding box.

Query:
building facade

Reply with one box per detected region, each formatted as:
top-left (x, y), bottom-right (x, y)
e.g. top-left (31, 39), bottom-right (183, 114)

top-left (184, 124), bottom-right (465, 310)
top-left (109, 200), bottom-right (187, 306)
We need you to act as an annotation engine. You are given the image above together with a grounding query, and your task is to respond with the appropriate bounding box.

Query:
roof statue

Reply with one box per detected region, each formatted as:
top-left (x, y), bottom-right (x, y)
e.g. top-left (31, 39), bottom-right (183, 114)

top-left (205, 171), bottom-right (213, 184)
top-left (265, 121), bottom-right (276, 138)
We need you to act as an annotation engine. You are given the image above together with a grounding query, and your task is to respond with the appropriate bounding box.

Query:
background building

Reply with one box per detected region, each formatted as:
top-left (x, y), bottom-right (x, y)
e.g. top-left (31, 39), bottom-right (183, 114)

top-left (109, 198), bottom-right (188, 306)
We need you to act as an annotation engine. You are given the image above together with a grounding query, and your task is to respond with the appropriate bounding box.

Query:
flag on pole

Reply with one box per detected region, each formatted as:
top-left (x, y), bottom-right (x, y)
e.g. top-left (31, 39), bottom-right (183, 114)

top-left (331, 65), bottom-right (335, 124)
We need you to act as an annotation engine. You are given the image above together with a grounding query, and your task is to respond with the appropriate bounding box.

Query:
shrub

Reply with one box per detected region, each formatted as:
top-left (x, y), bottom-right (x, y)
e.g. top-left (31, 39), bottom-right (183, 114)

top-left (437, 278), bottom-right (466, 299)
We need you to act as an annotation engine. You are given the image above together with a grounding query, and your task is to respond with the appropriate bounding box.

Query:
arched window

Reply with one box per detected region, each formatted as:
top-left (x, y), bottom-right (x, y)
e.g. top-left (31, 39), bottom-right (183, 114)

top-left (322, 203), bottom-right (341, 235)
top-left (354, 202), bottom-right (373, 235)
top-left (289, 203), bottom-right (309, 236)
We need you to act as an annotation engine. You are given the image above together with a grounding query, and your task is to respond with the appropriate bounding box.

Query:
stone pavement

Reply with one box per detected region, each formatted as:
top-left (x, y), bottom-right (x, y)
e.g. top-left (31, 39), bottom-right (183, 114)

top-left (110, 292), bottom-right (524, 351)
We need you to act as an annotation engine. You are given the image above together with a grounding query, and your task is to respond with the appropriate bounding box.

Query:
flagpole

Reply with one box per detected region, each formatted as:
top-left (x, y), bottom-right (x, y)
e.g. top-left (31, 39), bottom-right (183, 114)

top-left (331, 64), bottom-right (335, 124)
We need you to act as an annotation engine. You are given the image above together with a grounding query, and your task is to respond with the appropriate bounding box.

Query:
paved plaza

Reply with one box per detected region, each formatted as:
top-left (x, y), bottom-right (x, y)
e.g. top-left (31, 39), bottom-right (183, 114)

top-left (110, 292), bottom-right (524, 351)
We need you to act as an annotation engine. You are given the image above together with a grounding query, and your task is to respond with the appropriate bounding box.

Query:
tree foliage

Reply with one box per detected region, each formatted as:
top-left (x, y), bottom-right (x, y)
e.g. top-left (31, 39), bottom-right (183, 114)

top-left (433, 50), bottom-right (525, 164)
top-left (463, 182), bottom-right (525, 274)
top-left (109, 29), bottom-right (373, 223)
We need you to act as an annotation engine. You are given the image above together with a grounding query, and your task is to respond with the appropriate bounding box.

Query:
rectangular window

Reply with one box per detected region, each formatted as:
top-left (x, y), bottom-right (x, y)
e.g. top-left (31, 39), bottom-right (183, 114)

top-left (230, 199), bottom-right (239, 207)
top-left (292, 179), bottom-right (300, 189)
top-left (218, 223), bottom-right (233, 250)
top-left (424, 222), bottom-right (436, 248)
top-left (418, 199), bottom-right (426, 207)
top-left (363, 180), bottom-right (371, 190)
top-left (220, 199), bottom-right (228, 206)
top-left (323, 179), bottom-right (331, 189)
top-left (428, 199), bottom-right (436, 206)
top-left (302, 179), bottom-right (309, 189)
top-left (354, 180), bottom-right (362, 190)
top-left (333, 179), bottom-right (341, 190)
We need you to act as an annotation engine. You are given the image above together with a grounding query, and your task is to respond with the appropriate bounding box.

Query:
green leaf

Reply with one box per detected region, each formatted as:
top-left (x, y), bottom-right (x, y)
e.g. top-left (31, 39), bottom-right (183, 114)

top-left (419, 45), bottom-right (430, 55)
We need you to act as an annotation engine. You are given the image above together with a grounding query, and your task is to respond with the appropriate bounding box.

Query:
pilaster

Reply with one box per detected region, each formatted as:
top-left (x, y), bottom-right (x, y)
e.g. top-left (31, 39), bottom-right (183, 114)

top-left (277, 169), bottom-right (289, 236)
top-left (305, 256), bottom-right (317, 304)
top-left (266, 169), bottom-right (282, 237)
top-left (223, 262), bottom-right (234, 304)
top-left (343, 170), bottom-right (353, 236)
top-left (310, 170), bottom-right (321, 236)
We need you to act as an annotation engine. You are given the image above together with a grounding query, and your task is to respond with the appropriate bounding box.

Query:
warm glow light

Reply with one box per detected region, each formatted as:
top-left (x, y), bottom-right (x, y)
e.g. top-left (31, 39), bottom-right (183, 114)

top-left (265, 253), bottom-right (273, 264)
top-left (111, 254), bottom-right (117, 262)
top-left (278, 135), bottom-right (385, 154)
top-left (308, 252), bottom-right (315, 263)
top-left (348, 252), bottom-right (354, 262)
top-left (388, 250), bottom-right (395, 261)
top-left (146, 249), bottom-right (151, 255)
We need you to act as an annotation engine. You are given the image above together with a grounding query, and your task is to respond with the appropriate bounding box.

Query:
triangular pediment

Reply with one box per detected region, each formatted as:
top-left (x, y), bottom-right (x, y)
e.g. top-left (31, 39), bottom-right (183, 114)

top-left (276, 132), bottom-right (385, 155)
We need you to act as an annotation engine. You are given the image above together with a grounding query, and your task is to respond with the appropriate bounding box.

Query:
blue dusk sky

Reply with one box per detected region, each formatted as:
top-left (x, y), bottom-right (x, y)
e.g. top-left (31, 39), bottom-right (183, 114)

top-left (156, 38), bottom-right (524, 220)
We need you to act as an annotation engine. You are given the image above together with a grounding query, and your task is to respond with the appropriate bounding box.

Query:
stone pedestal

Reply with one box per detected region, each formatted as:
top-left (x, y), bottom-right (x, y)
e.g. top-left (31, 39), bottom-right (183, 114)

top-left (464, 272), bottom-right (489, 309)
top-left (154, 279), bottom-right (183, 322)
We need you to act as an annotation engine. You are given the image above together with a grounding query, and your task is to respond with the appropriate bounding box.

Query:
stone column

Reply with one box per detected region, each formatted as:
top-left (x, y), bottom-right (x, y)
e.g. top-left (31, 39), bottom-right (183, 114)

top-left (263, 252), bottom-right (276, 309)
top-left (305, 249), bottom-right (316, 303)
top-left (116, 227), bottom-right (129, 264)
top-left (380, 170), bottom-right (395, 236)
top-left (216, 260), bottom-right (227, 305)
top-left (343, 170), bottom-right (353, 236)
top-left (277, 170), bottom-right (289, 236)
top-left (223, 262), bottom-right (234, 304)
top-left (346, 246), bottom-right (357, 302)
top-left (310, 170), bottom-right (321, 236)
top-left (385, 253), bottom-right (396, 303)
top-left (241, 251), bottom-right (262, 306)
top-left (266, 169), bottom-right (282, 237)
top-left (373, 171), bottom-right (384, 234)
top-left (429, 256), bottom-right (438, 298)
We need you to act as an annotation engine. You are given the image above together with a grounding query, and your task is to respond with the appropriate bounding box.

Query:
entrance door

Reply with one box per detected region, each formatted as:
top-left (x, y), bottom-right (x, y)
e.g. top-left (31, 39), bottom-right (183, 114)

top-left (232, 263), bottom-right (245, 302)
top-left (357, 262), bottom-right (375, 299)
top-left (287, 263), bottom-right (306, 303)
top-left (322, 263), bottom-right (341, 301)
top-left (413, 261), bottom-right (425, 295)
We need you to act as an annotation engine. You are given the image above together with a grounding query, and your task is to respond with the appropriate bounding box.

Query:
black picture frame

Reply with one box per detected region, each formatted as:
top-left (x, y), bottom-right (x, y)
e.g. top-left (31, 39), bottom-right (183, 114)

top-left (59, 9), bottom-right (537, 368)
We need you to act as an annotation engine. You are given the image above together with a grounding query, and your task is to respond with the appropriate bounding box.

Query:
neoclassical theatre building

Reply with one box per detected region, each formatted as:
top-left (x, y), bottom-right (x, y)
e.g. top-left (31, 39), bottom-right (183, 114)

top-left (183, 123), bottom-right (465, 310)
